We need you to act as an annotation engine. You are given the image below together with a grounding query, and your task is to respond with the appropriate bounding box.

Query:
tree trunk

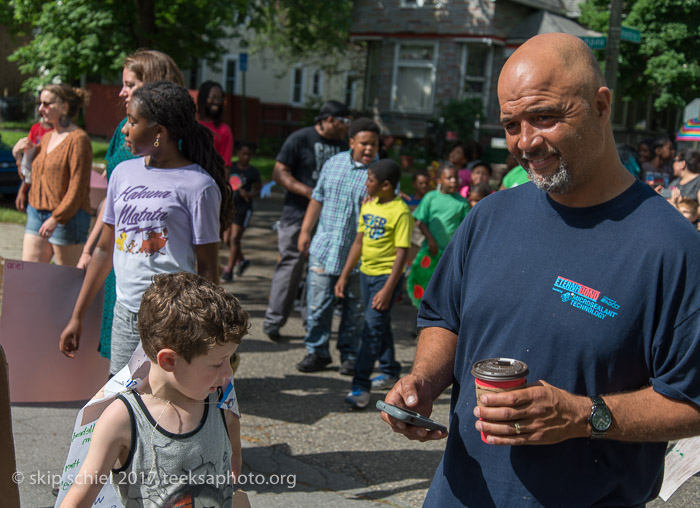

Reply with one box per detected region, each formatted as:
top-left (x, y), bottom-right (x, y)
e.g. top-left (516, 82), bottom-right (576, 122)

top-left (135, 0), bottom-right (157, 48)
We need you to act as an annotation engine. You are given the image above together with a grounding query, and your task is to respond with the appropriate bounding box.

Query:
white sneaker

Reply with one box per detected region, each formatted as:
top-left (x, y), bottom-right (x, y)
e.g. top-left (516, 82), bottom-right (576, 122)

top-left (345, 389), bottom-right (370, 409)
top-left (371, 374), bottom-right (399, 390)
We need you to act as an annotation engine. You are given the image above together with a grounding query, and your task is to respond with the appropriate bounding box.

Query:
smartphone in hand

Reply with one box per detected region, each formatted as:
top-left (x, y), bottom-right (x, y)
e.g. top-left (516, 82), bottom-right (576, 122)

top-left (377, 400), bottom-right (447, 433)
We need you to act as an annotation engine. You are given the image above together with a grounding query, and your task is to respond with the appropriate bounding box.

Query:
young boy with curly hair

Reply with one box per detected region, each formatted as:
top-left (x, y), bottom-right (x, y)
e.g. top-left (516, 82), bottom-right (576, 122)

top-left (60, 272), bottom-right (249, 508)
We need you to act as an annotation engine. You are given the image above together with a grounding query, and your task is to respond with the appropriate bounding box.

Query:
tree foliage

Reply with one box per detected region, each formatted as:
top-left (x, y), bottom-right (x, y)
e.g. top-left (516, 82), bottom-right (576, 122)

top-left (578, 0), bottom-right (700, 110)
top-left (2, 0), bottom-right (353, 92)
top-left (438, 97), bottom-right (484, 143)
top-left (245, 0), bottom-right (354, 69)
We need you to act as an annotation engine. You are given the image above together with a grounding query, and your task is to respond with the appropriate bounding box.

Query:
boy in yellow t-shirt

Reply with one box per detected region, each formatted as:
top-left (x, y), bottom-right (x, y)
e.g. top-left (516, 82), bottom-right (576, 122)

top-left (335, 159), bottom-right (414, 408)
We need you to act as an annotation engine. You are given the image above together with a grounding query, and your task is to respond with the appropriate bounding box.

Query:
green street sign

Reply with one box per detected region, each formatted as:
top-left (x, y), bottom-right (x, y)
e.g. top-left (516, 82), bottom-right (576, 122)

top-left (581, 36), bottom-right (607, 49)
top-left (620, 26), bottom-right (641, 44)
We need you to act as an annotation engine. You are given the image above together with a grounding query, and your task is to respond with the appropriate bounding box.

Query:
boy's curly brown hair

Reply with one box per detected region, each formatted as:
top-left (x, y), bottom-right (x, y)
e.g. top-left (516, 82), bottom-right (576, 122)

top-left (138, 272), bottom-right (249, 362)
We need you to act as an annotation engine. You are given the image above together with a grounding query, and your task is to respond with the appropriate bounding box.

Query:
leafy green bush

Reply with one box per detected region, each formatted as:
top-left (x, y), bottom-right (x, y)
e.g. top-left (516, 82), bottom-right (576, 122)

top-left (437, 97), bottom-right (483, 143)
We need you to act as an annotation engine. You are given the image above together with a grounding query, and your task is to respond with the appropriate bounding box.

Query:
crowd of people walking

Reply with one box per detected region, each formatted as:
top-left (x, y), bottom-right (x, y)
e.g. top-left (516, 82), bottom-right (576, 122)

top-left (8, 34), bottom-right (700, 507)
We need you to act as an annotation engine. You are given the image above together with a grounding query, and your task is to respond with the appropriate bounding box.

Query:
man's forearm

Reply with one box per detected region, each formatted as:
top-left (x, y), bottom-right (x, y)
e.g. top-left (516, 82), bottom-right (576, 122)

top-left (300, 199), bottom-right (322, 235)
top-left (477, 381), bottom-right (700, 445)
top-left (411, 327), bottom-right (458, 401)
top-left (272, 162), bottom-right (312, 198)
top-left (603, 386), bottom-right (700, 442)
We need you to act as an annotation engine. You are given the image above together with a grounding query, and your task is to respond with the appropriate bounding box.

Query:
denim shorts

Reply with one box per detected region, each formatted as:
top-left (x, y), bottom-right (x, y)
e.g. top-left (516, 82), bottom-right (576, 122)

top-left (25, 205), bottom-right (90, 246)
top-left (110, 300), bottom-right (141, 375)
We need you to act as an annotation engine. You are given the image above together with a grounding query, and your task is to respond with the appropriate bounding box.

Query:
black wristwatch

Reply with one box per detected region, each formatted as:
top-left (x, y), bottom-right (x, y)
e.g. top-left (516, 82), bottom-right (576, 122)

top-left (588, 395), bottom-right (612, 439)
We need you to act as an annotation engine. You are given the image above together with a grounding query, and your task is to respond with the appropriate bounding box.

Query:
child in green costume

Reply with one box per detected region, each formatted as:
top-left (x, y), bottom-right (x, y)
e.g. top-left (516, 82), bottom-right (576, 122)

top-left (408, 165), bottom-right (470, 308)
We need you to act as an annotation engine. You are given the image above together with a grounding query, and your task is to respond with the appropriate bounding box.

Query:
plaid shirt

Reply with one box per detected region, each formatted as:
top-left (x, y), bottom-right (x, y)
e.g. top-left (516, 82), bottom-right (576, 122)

top-left (308, 150), bottom-right (373, 275)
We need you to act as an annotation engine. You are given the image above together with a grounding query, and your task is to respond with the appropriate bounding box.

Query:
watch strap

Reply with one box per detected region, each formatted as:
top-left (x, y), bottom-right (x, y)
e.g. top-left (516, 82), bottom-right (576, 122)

top-left (589, 395), bottom-right (611, 439)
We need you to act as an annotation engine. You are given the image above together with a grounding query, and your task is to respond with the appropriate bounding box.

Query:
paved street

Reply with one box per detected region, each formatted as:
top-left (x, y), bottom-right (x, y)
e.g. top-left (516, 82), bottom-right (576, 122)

top-left (4, 193), bottom-right (448, 508)
top-left (2, 193), bottom-right (698, 507)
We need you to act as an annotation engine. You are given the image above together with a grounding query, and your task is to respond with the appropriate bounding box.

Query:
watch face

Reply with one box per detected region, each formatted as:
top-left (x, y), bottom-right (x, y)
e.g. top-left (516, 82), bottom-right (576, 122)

top-left (591, 407), bottom-right (612, 431)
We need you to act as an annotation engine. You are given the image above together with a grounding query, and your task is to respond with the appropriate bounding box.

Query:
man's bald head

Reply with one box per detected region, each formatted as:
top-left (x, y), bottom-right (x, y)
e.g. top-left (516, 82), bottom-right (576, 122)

top-left (499, 33), bottom-right (605, 102)
top-left (496, 33), bottom-right (630, 206)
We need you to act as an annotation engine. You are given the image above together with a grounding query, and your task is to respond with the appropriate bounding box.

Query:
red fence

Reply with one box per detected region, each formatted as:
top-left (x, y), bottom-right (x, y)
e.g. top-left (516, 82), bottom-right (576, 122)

top-left (84, 83), bottom-right (306, 144)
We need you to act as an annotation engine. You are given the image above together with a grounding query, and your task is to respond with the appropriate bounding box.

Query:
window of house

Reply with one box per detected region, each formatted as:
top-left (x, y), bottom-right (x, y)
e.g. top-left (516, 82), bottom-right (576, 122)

top-left (459, 43), bottom-right (493, 110)
top-left (391, 42), bottom-right (438, 114)
top-left (460, 44), bottom-right (491, 95)
top-left (364, 41), bottom-right (382, 110)
top-left (312, 70), bottom-right (322, 96)
top-left (291, 66), bottom-right (305, 105)
top-left (401, 0), bottom-right (442, 7)
top-left (345, 75), bottom-right (361, 110)
top-left (223, 56), bottom-right (237, 94)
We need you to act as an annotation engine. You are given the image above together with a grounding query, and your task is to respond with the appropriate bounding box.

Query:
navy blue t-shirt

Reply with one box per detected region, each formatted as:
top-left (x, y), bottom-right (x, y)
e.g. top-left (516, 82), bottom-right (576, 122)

top-left (276, 126), bottom-right (348, 224)
top-left (418, 180), bottom-right (700, 507)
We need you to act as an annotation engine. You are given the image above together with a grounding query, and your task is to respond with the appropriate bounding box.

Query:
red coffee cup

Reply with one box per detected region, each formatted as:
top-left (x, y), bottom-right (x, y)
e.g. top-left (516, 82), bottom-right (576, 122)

top-left (471, 358), bottom-right (529, 443)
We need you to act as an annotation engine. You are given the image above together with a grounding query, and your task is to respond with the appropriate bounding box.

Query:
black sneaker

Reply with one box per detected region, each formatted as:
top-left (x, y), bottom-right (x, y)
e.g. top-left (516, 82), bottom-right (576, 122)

top-left (296, 353), bottom-right (332, 372)
top-left (263, 326), bottom-right (281, 342)
top-left (339, 359), bottom-right (355, 376)
top-left (237, 258), bottom-right (251, 276)
top-left (220, 269), bottom-right (233, 284)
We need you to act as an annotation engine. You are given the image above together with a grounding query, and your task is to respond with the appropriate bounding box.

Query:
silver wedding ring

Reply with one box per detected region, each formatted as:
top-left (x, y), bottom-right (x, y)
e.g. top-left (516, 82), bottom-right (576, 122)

top-left (514, 421), bottom-right (522, 434)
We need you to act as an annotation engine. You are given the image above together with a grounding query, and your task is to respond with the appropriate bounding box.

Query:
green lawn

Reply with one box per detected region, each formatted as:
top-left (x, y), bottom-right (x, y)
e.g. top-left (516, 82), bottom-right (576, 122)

top-left (2, 124), bottom-right (412, 189)
top-left (0, 125), bottom-right (277, 224)
top-left (0, 204), bottom-right (26, 225)
top-left (0, 129), bottom-right (24, 148)
top-left (0, 125), bottom-right (417, 221)
top-left (250, 156), bottom-right (275, 182)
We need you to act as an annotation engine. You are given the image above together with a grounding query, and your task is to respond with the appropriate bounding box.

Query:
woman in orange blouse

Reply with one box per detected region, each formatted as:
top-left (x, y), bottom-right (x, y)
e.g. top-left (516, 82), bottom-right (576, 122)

top-left (22, 83), bottom-right (92, 265)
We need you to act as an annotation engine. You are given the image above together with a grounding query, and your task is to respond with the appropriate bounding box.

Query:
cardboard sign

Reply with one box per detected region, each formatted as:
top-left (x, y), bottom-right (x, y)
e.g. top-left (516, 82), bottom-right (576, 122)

top-left (660, 437), bottom-right (700, 501)
top-left (0, 259), bottom-right (107, 402)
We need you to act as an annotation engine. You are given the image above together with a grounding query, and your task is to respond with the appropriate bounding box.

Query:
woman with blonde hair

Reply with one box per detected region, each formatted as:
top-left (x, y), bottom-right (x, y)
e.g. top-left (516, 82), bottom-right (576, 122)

top-left (21, 83), bottom-right (92, 265)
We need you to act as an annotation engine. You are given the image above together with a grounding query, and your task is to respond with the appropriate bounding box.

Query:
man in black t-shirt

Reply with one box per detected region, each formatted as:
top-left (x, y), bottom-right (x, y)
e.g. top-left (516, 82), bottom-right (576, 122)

top-left (263, 100), bottom-right (350, 340)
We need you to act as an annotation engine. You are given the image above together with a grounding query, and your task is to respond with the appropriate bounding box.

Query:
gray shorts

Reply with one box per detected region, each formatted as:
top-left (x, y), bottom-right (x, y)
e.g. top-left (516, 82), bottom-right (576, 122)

top-left (110, 300), bottom-right (141, 375)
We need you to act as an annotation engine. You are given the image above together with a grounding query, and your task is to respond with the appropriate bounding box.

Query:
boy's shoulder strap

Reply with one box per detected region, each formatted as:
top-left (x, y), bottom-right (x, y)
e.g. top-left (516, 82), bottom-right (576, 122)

top-left (112, 393), bottom-right (137, 473)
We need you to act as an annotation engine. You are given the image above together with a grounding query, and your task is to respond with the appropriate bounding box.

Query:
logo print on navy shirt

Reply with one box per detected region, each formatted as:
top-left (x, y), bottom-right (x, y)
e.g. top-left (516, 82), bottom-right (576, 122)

top-left (552, 276), bottom-right (620, 320)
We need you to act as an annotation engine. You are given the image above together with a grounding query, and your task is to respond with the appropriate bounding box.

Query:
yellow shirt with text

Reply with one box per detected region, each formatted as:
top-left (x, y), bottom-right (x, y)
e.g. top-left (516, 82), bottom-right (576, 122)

top-left (358, 196), bottom-right (414, 276)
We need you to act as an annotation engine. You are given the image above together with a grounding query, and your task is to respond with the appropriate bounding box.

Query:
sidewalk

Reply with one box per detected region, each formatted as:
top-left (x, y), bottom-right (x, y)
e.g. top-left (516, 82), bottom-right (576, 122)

top-left (4, 194), bottom-right (449, 508)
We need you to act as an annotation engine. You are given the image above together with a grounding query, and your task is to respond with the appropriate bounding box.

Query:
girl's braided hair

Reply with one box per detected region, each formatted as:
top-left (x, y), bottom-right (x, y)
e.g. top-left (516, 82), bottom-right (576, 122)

top-left (132, 81), bottom-right (234, 236)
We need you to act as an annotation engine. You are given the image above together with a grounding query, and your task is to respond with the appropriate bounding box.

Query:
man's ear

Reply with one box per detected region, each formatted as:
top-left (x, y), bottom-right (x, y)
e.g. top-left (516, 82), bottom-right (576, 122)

top-left (595, 86), bottom-right (612, 120)
top-left (156, 349), bottom-right (178, 372)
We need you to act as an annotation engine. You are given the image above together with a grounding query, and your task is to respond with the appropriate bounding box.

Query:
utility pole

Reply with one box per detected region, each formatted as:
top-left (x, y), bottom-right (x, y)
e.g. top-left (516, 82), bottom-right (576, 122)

top-left (239, 52), bottom-right (248, 142)
top-left (605, 0), bottom-right (623, 95)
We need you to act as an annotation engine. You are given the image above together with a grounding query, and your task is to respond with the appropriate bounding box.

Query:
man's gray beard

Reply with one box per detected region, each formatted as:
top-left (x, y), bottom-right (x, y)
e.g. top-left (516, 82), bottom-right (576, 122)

top-left (524, 159), bottom-right (574, 194)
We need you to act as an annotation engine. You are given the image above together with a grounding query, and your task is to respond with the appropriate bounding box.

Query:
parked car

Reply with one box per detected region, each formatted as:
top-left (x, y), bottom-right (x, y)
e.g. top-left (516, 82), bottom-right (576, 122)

top-left (0, 136), bottom-right (20, 195)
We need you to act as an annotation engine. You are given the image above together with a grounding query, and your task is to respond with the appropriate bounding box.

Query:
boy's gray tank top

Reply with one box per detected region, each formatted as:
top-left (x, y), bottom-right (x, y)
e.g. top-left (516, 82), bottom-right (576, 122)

top-left (111, 390), bottom-right (234, 507)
